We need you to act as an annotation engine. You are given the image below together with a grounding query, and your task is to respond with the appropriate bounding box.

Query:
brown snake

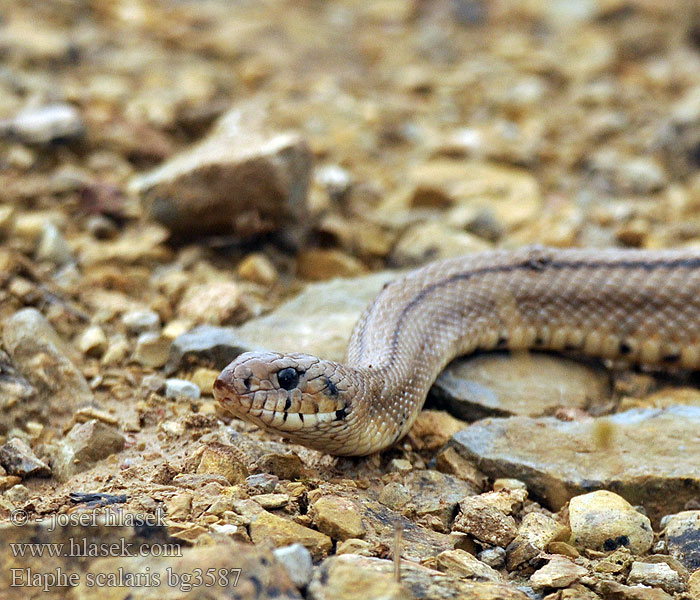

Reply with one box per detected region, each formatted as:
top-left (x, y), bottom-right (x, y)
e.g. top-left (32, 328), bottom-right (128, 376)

top-left (214, 246), bottom-right (700, 455)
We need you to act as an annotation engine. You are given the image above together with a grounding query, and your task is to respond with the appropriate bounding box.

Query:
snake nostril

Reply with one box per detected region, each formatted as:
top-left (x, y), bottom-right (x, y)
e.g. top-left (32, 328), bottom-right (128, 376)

top-left (213, 378), bottom-right (226, 391)
top-left (243, 376), bottom-right (252, 389)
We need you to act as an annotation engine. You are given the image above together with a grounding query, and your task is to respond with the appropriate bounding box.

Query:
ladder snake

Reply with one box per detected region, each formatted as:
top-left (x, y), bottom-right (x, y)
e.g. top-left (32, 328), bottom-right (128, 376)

top-left (214, 246), bottom-right (700, 455)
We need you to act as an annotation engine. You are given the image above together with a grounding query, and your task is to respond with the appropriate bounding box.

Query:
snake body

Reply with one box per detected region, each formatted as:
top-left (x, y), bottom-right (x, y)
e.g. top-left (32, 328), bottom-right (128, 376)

top-left (214, 246), bottom-right (700, 455)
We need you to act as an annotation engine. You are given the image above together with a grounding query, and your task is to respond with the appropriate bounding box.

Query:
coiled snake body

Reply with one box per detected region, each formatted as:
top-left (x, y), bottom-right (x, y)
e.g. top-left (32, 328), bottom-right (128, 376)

top-left (214, 246), bottom-right (700, 455)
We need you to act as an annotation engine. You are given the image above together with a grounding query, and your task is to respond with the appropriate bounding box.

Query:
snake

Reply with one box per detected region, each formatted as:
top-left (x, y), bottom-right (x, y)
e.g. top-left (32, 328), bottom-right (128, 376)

top-left (213, 245), bottom-right (700, 456)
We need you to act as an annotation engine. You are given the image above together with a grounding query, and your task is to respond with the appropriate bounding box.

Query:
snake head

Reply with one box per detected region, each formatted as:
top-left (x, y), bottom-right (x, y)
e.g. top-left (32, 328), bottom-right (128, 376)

top-left (213, 351), bottom-right (355, 445)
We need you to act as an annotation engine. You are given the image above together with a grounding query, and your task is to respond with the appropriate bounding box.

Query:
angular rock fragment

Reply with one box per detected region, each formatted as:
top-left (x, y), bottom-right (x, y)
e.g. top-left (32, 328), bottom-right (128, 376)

top-left (663, 511), bottom-right (700, 571)
top-left (2, 308), bottom-right (93, 429)
top-left (0, 438), bottom-right (51, 478)
top-left (51, 419), bottom-right (126, 481)
top-left (308, 554), bottom-right (529, 600)
top-left (449, 407), bottom-right (700, 523)
top-left (129, 106), bottom-right (312, 241)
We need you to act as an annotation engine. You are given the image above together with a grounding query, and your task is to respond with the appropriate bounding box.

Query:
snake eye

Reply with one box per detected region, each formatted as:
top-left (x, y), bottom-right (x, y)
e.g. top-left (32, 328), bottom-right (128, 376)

top-left (277, 367), bottom-right (299, 390)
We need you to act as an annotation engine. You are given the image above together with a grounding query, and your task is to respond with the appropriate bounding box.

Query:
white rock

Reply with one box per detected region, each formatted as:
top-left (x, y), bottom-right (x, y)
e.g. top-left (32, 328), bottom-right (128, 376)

top-left (5, 104), bottom-right (84, 145)
top-left (627, 561), bottom-right (683, 594)
top-left (273, 543), bottom-right (313, 589)
top-left (165, 379), bottom-right (201, 400)
top-left (122, 309), bottom-right (160, 334)
top-left (35, 223), bottom-right (73, 266)
top-left (78, 325), bottom-right (108, 357)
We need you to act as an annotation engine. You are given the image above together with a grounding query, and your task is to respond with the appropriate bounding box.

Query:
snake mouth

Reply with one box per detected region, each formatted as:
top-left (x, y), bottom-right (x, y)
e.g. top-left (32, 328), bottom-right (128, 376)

top-left (216, 392), bottom-right (347, 432)
top-left (213, 378), bottom-right (349, 433)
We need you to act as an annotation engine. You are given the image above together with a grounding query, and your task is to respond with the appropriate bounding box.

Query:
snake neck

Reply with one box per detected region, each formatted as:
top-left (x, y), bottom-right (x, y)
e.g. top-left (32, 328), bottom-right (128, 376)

top-left (337, 362), bottom-right (429, 455)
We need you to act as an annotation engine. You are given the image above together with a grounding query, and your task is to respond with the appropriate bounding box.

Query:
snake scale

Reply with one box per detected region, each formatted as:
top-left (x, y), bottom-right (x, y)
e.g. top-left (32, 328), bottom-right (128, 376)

top-left (214, 246), bottom-right (700, 455)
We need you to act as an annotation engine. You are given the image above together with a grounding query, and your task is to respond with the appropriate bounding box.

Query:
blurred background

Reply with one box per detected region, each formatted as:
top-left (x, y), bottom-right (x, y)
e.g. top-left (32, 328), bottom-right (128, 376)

top-left (3, 0), bottom-right (700, 273)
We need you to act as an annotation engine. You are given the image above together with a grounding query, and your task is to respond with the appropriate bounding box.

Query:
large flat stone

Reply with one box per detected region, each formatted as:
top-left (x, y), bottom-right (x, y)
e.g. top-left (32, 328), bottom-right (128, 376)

top-left (429, 352), bottom-right (610, 420)
top-left (449, 406), bottom-right (700, 525)
top-left (168, 271), bottom-right (395, 373)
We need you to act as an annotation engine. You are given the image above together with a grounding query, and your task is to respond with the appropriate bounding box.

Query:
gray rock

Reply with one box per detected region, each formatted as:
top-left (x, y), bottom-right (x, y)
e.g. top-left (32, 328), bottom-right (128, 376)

top-left (165, 325), bottom-right (252, 374)
top-left (234, 271), bottom-right (395, 362)
top-left (51, 419), bottom-right (126, 481)
top-left (449, 407), bottom-right (700, 524)
top-left (663, 511), bottom-right (700, 571)
top-left (166, 271), bottom-right (395, 373)
top-left (2, 308), bottom-right (93, 429)
top-left (129, 105), bottom-right (312, 241)
top-left (402, 469), bottom-right (480, 531)
top-left (274, 543), bottom-right (313, 589)
top-left (627, 561), bottom-right (684, 594)
top-left (0, 350), bottom-right (36, 433)
top-left (506, 511), bottom-right (569, 570)
top-left (430, 352), bottom-right (610, 420)
top-left (245, 473), bottom-right (279, 493)
top-left (308, 554), bottom-right (529, 600)
top-left (164, 378), bottom-right (201, 400)
top-left (478, 547), bottom-right (506, 569)
top-left (0, 438), bottom-right (51, 478)
top-left (35, 223), bottom-right (74, 266)
top-left (1, 103), bottom-right (84, 145)
top-left (121, 309), bottom-right (160, 333)
top-left (452, 491), bottom-right (521, 548)
top-left (379, 482), bottom-right (412, 510)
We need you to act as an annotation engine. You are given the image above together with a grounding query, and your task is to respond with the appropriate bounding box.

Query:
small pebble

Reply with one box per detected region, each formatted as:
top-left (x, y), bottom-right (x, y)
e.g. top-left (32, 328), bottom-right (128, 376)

top-left (389, 458), bottom-right (412, 473)
top-left (78, 325), bottom-right (108, 357)
top-left (627, 561), bottom-right (684, 594)
top-left (237, 253), bottom-right (278, 286)
top-left (141, 373), bottom-right (166, 393)
top-left (312, 495), bottom-right (365, 541)
top-left (5, 483), bottom-right (31, 504)
top-left (530, 556), bottom-right (587, 590)
top-left (253, 493), bottom-right (290, 510)
top-left (35, 223), bottom-right (73, 266)
top-left (478, 547), bottom-right (506, 569)
top-left (493, 478), bottom-right (527, 492)
top-left (378, 482), bottom-right (412, 509)
top-left (102, 335), bottom-right (129, 366)
top-left (85, 214), bottom-right (118, 239)
top-left (122, 309), bottom-right (160, 334)
top-left (273, 543), bottom-right (313, 589)
top-left (246, 473), bottom-right (279, 493)
top-left (165, 378), bottom-right (201, 400)
top-left (133, 332), bottom-right (170, 368)
top-left (4, 103), bottom-right (84, 145)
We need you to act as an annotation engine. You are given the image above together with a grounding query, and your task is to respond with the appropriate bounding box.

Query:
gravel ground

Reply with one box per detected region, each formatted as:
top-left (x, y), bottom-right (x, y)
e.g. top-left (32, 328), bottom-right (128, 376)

top-left (2, 1), bottom-right (700, 599)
